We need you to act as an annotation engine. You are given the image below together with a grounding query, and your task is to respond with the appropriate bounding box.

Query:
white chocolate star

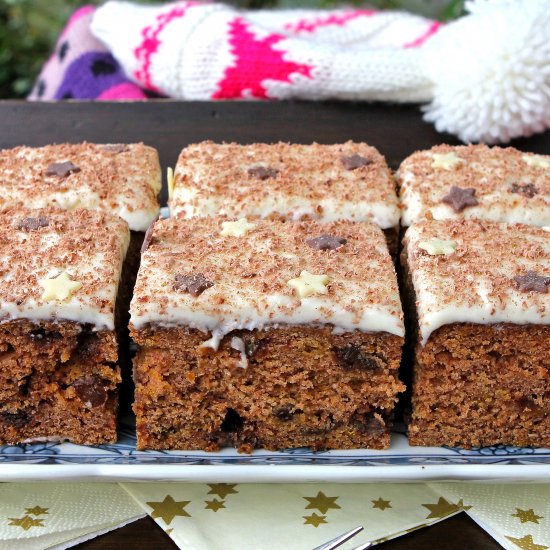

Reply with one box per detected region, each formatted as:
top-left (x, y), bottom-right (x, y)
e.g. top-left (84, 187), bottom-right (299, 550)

top-left (431, 152), bottom-right (462, 170)
top-left (220, 218), bottom-right (256, 237)
top-left (288, 270), bottom-right (330, 298)
top-left (167, 167), bottom-right (175, 199)
top-left (418, 238), bottom-right (457, 256)
top-left (40, 272), bottom-right (82, 302)
top-left (522, 154), bottom-right (550, 169)
top-left (542, 226), bottom-right (550, 232)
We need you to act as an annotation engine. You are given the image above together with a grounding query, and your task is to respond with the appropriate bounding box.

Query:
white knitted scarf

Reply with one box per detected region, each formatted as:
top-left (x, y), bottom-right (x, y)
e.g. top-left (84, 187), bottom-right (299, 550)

top-left (91, 0), bottom-right (550, 143)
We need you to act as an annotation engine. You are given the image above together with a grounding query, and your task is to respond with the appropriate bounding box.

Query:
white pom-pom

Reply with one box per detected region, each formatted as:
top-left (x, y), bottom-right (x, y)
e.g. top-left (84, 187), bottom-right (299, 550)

top-left (423, 0), bottom-right (550, 143)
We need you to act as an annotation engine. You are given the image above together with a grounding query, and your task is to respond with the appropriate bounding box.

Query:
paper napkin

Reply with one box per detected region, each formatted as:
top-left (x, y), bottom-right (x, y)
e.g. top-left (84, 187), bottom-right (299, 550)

top-left (120, 482), bottom-right (465, 550)
top-left (0, 483), bottom-right (144, 550)
top-left (431, 483), bottom-right (550, 550)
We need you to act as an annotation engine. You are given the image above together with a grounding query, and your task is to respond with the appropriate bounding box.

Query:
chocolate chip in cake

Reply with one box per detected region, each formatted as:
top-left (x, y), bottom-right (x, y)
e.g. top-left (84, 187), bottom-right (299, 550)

top-left (247, 166), bottom-right (278, 180)
top-left (352, 411), bottom-right (386, 436)
top-left (174, 273), bottom-right (214, 296)
top-left (334, 344), bottom-right (382, 372)
top-left (140, 220), bottom-right (157, 254)
top-left (273, 405), bottom-right (302, 422)
top-left (513, 271), bottom-right (550, 293)
top-left (73, 376), bottom-right (108, 408)
top-left (77, 328), bottom-right (102, 359)
top-left (341, 154), bottom-right (372, 170)
top-left (45, 161), bottom-right (81, 178)
top-left (16, 216), bottom-right (49, 231)
top-left (509, 182), bottom-right (538, 198)
top-left (306, 234), bottom-right (347, 251)
top-left (441, 185), bottom-right (478, 212)
top-left (101, 144), bottom-right (130, 154)
top-left (1, 410), bottom-right (29, 428)
top-left (240, 333), bottom-right (265, 363)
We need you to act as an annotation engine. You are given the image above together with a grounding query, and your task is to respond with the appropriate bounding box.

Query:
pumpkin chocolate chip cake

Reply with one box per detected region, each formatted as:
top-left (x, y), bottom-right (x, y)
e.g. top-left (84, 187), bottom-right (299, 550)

top-left (130, 216), bottom-right (405, 452)
top-left (403, 219), bottom-right (550, 448)
top-left (0, 142), bottom-right (161, 309)
top-left (0, 206), bottom-right (129, 445)
top-left (397, 144), bottom-right (550, 228)
top-left (169, 141), bottom-right (401, 254)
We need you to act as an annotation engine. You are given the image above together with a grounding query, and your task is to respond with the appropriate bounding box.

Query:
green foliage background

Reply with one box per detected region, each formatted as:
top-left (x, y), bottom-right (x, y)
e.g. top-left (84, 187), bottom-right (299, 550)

top-left (0, 0), bottom-right (465, 99)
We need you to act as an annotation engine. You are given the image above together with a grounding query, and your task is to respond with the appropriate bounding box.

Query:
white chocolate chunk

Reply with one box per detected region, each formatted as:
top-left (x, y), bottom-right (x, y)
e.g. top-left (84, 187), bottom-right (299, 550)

top-left (288, 270), bottom-right (330, 298)
top-left (220, 218), bottom-right (256, 237)
top-left (418, 238), bottom-right (457, 256)
top-left (40, 272), bottom-right (82, 302)
top-left (167, 167), bottom-right (175, 200)
top-left (431, 152), bottom-right (462, 170)
top-left (522, 155), bottom-right (550, 169)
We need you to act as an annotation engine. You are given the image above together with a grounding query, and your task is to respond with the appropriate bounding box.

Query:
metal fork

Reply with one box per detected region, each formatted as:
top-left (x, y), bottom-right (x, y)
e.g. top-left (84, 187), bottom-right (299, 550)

top-left (312, 526), bottom-right (371, 550)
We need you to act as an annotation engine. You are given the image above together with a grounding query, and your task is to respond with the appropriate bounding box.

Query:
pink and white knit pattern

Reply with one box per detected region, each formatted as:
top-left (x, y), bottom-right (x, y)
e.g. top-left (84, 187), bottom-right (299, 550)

top-left (91, 1), bottom-right (438, 102)
top-left (91, 0), bottom-right (550, 144)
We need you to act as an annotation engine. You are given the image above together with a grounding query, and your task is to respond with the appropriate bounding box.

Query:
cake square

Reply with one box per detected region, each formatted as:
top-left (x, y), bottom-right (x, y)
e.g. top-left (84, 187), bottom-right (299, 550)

top-left (169, 141), bottom-right (401, 254)
top-left (403, 219), bottom-right (550, 448)
top-left (0, 142), bottom-right (161, 232)
top-left (130, 216), bottom-right (405, 452)
top-left (397, 144), bottom-right (550, 228)
top-left (0, 142), bottom-right (161, 320)
top-left (0, 207), bottom-right (129, 445)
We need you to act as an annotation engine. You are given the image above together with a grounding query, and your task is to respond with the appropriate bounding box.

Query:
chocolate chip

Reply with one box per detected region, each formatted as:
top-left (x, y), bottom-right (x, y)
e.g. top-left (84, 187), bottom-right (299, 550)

top-left (240, 333), bottom-right (266, 363)
top-left (45, 161), bottom-right (81, 178)
top-left (307, 234), bottom-right (347, 251)
top-left (510, 182), bottom-right (538, 198)
top-left (441, 185), bottom-right (478, 212)
top-left (73, 376), bottom-right (108, 408)
top-left (16, 216), bottom-right (49, 231)
top-left (341, 154), bottom-right (372, 170)
top-left (352, 412), bottom-right (386, 435)
top-left (334, 344), bottom-right (381, 371)
top-left (174, 273), bottom-right (214, 296)
top-left (101, 144), bottom-right (130, 154)
top-left (140, 220), bottom-right (156, 254)
top-left (247, 166), bottom-right (278, 180)
top-left (273, 405), bottom-right (302, 422)
top-left (77, 329), bottom-right (101, 359)
top-left (1, 410), bottom-right (29, 428)
top-left (514, 271), bottom-right (550, 293)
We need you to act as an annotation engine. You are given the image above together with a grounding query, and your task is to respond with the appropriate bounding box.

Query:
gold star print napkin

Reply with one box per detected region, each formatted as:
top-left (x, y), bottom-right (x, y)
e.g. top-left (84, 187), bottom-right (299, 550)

top-left (430, 483), bottom-right (550, 550)
top-left (0, 483), bottom-right (144, 550)
top-left (120, 482), bottom-right (463, 549)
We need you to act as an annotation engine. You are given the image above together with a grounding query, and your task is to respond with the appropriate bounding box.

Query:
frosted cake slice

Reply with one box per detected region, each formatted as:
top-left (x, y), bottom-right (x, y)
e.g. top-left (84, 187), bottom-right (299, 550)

top-left (130, 216), bottom-right (405, 452)
top-left (397, 144), bottom-right (549, 228)
top-left (170, 141), bottom-right (401, 253)
top-left (403, 219), bottom-right (550, 448)
top-left (0, 206), bottom-right (129, 445)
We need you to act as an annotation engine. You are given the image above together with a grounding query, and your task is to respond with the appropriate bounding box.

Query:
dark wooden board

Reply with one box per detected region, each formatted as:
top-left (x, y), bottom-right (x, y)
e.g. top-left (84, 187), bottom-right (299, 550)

top-left (2, 100), bottom-right (549, 205)
top-left (1, 99), bottom-right (547, 549)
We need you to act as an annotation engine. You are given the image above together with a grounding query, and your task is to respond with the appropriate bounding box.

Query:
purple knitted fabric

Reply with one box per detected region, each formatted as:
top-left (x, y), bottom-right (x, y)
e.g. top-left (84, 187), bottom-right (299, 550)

top-left (28, 5), bottom-right (150, 100)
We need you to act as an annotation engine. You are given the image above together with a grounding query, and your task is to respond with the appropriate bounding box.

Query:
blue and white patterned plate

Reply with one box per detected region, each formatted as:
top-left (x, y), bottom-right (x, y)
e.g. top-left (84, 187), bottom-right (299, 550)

top-left (2, 416), bottom-right (550, 482)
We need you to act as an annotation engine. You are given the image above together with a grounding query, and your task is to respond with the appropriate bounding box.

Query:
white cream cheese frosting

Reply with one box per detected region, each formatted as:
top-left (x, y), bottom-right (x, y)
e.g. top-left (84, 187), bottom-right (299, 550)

top-left (0, 207), bottom-right (129, 330)
top-left (130, 216), bottom-right (405, 345)
top-left (397, 144), bottom-right (550, 228)
top-left (170, 141), bottom-right (400, 230)
top-left (404, 219), bottom-right (550, 345)
top-left (0, 142), bottom-right (161, 231)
